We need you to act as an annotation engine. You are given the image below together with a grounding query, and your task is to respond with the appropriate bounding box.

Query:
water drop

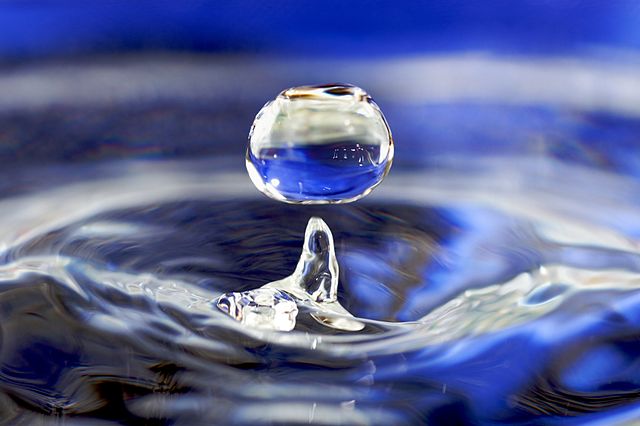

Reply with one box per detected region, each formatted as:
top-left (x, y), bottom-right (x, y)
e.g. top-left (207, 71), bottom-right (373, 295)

top-left (246, 84), bottom-right (394, 204)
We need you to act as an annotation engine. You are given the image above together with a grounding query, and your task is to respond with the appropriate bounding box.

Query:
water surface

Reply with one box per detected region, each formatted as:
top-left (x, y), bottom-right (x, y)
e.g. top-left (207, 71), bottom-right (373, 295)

top-left (0, 155), bottom-right (639, 425)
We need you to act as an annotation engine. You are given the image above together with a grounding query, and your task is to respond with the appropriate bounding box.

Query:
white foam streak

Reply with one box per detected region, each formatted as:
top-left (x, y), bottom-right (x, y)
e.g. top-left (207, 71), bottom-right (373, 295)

top-left (0, 54), bottom-right (639, 116)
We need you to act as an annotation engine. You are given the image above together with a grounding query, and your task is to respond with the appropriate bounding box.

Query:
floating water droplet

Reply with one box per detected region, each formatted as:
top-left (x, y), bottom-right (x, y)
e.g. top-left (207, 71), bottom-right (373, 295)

top-left (246, 84), bottom-right (394, 204)
top-left (216, 288), bottom-right (298, 331)
top-left (215, 217), bottom-right (364, 332)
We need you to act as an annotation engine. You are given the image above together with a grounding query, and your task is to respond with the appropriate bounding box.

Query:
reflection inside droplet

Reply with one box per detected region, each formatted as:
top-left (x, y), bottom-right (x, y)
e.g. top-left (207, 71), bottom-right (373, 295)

top-left (246, 84), bottom-right (394, 204)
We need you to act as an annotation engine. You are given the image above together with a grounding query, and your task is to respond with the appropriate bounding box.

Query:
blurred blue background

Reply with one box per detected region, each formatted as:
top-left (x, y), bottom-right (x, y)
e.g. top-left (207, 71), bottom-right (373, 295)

top-left (0, 1), bottom-right (639, 175)
top-left (1, 1), bottom-right (640, 58)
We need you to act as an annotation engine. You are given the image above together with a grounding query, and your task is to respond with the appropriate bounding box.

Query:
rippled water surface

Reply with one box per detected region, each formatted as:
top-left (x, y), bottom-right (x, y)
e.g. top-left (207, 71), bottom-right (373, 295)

top-left (1, 156), bottom-right (640, 425)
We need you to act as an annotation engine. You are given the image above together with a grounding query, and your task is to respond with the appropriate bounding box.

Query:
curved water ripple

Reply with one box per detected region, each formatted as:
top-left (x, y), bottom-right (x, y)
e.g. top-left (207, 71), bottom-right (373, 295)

top-left (0, 160), bottom-right (639, 425)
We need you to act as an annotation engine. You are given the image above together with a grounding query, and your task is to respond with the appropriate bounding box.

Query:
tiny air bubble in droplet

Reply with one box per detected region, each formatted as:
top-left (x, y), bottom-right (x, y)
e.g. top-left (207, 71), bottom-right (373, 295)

top-left (246, 84), bottom-right (394, 204)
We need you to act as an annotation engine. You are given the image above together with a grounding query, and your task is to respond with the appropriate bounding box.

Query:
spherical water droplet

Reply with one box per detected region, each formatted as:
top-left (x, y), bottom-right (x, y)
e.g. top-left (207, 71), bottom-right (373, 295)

top-left (246, 84), bottom-right (394, 204)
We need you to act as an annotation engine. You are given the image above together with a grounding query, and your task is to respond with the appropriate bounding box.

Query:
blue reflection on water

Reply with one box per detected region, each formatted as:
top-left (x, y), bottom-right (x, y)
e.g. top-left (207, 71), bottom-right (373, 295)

top-left (248, 144), bottom-right (389, 202)
top-left (0, 175), bottom-right (639, 424)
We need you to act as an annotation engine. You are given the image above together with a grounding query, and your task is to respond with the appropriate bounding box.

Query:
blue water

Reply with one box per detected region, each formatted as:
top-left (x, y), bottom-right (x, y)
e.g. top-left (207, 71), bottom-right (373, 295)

top-left (247, 144), bottom-right (390, 202)
top-left (0, 155), bottom-right (639, 425)
top-left (0, 52), bottom-right (639, 425)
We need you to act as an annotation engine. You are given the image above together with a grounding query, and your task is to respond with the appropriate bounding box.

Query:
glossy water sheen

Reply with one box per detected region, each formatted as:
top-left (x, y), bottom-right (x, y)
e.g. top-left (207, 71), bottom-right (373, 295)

top-left (1, 158), bottom-right (640, 425)
top-left (217, 217), bottom-right (364, 332)
top-left (217, 287), bottom-right (298, 331)
top-left (246, 84), bottom-right (394, 204)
